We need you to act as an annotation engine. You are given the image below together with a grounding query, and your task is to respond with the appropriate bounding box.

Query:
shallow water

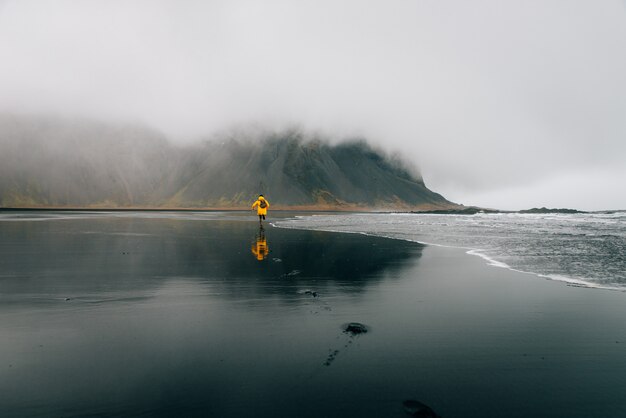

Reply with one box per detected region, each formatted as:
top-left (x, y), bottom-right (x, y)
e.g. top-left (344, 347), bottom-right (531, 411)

top-left (275, 212), bottom-right (626, 290)
top-left (1, 211), bottom-right (626, 417)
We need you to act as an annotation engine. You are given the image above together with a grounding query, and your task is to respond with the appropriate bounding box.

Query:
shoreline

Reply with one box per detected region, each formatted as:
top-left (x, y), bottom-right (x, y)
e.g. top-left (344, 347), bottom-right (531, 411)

top-left (0, 207), bottom-right (355, 212)
top-left (272, 222), bottom-right (626, 294)
top-left (1, 206), bottom-right (622, 216)
top-left (1, 208), bottom-right (622, 293)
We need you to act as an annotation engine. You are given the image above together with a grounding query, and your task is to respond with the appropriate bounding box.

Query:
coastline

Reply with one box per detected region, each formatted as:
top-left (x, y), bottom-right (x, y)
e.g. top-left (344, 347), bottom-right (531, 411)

top-left (273, 222), bottom-right (625, 293)
top-left (273, 211), bottom-right (626, 293)
top-left (2, 208), bottom-right (621, 291)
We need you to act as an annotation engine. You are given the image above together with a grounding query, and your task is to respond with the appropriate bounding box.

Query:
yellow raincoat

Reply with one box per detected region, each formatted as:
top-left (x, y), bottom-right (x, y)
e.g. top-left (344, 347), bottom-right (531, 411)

top-left (252, 196), bottom-right (270, 215)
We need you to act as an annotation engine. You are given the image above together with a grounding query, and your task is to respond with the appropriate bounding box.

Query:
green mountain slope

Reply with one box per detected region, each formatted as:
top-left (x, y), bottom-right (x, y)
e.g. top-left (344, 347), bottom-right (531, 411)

top-left (0, 115), bottom-right (454, 210)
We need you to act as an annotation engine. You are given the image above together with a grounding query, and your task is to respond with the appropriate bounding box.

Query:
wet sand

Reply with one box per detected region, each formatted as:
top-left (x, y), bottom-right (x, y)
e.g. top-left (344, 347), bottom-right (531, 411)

top-left (1, 212), bottom-right (626, 417)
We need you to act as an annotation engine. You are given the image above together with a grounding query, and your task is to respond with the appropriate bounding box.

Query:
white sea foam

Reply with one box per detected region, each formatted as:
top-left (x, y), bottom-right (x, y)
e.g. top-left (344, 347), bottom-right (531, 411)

top-left (274, 212), bottom-right (626, 292)
top-left (466, 249), bottom-right (510, 269)
top-left (537, 274), bottom-right (625, 292)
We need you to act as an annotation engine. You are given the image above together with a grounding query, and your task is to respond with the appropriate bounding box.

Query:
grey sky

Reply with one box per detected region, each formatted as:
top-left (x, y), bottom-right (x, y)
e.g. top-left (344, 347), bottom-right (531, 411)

top-left (0, 0), bottom-right (625, 210)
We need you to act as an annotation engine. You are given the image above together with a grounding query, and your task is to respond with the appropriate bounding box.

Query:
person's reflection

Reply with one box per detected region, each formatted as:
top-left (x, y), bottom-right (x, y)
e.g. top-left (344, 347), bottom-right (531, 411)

top-left (251, 225), bottom-right (269, 261)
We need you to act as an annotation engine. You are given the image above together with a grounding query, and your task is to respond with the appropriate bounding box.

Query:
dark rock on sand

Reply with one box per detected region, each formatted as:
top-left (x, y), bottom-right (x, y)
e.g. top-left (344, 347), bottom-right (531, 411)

top-left (402, 400), bottom-right (442, 417)
top-left (343, 322), bottom-right (368, 335)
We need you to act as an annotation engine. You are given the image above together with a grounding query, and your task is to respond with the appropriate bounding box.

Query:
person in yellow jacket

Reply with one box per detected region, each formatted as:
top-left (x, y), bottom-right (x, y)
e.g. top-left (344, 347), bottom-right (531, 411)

top-left (252, 194), bottom-right (270, 222)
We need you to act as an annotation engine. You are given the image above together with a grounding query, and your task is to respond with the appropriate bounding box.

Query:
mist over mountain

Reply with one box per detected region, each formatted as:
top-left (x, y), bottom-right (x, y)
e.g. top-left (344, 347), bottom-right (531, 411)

top-left (0, 114), bottom-right (453, 210)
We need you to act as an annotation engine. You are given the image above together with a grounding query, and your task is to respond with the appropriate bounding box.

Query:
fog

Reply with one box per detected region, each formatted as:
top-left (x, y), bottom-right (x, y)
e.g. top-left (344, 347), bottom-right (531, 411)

top-left (0, 0), bottom-right (624, 210)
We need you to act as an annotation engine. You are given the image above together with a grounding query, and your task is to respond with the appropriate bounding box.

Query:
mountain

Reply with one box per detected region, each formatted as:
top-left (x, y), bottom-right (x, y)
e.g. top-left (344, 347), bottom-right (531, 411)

top-left (0, 114), bottom-right (455, 210)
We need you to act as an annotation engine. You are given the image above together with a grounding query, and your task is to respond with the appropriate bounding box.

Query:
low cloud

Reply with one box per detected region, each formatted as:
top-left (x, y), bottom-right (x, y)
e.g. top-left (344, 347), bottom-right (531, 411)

top-left (0, 0), bottom-right (624, 209)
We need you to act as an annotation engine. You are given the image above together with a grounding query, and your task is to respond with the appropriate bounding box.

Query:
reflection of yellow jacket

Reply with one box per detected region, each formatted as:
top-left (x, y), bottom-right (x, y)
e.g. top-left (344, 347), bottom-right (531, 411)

top-left (252, 197), bottom-right (270, 215)
top-left (251, 237), bottom-right (269, 261)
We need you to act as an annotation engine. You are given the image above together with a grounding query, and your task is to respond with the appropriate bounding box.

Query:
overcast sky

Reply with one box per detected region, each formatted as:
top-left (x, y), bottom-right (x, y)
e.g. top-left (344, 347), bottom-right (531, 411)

top-left (0, 0), bottom-right (624, 210)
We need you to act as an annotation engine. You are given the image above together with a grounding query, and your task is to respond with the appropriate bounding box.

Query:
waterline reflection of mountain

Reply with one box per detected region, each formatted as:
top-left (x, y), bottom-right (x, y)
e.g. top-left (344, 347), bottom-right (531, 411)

top-left (0, 212), bottom-right (423, 304)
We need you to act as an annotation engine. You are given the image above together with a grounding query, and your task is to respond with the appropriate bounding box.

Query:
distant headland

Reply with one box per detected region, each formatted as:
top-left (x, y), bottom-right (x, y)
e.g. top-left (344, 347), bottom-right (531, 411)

top-left (413, 206), bottom-right (589, 215)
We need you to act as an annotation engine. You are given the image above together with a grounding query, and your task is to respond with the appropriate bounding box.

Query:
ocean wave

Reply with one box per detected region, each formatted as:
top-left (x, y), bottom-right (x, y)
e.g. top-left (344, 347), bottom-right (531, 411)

top-left (274, 212), bottom-right (626, 292)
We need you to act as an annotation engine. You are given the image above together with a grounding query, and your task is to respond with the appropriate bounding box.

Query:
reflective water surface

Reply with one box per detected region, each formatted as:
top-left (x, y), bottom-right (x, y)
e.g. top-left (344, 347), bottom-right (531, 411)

top-left (0, 212), bottom-right (425, 417)
top-left (1, 212), bottom-right (626, 417)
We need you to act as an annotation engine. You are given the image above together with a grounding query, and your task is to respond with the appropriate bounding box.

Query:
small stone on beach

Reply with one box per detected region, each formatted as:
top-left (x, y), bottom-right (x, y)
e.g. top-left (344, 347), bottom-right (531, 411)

top-left (343, 322), bottom-right (368, 335)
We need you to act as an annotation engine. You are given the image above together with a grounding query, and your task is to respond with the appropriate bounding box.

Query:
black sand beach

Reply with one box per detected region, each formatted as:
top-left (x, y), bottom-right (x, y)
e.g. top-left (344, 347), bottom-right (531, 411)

top-left (1, 212), bottom-right (626, 417)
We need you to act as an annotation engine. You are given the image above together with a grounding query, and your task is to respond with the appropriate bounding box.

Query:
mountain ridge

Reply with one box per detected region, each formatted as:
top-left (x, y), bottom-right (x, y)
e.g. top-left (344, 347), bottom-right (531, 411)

top-left (0, 114), bottom-right (456, 210)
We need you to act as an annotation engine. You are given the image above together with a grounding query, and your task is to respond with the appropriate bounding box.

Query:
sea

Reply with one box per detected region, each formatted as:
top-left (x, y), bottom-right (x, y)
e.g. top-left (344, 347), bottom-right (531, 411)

top-left (275, 211), bottom-right (626, 291)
